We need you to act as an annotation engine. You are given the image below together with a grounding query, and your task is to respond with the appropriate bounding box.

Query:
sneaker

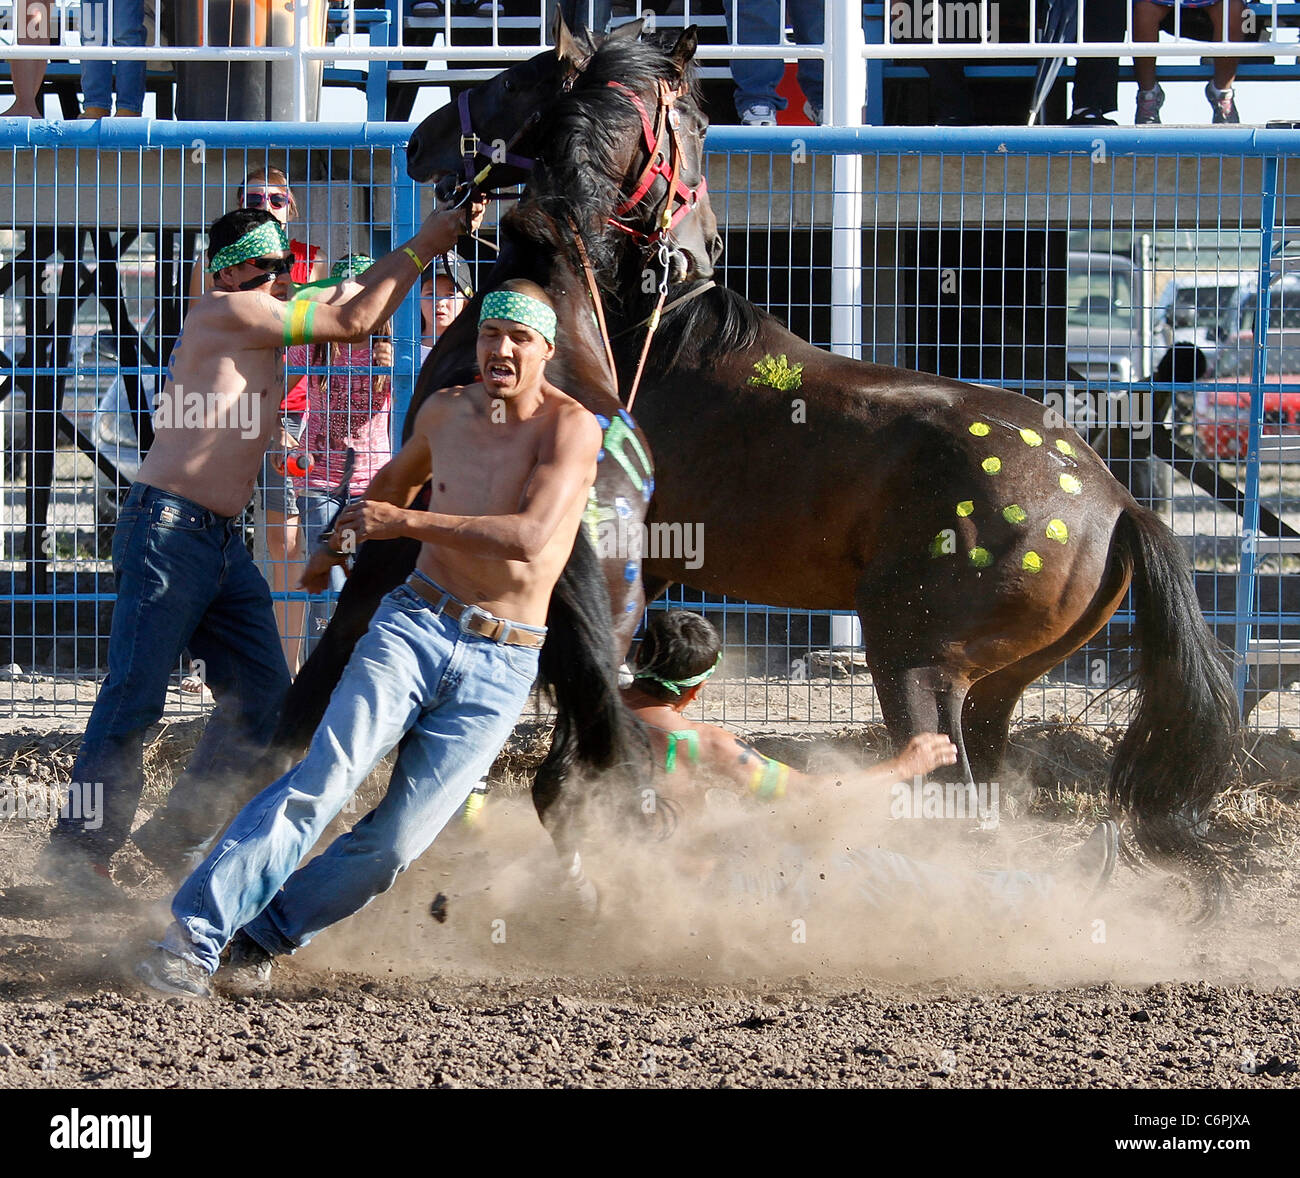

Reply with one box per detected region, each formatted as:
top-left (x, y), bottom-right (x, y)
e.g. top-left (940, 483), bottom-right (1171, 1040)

top-left (739, 103), bottom-right (777, 127)
top-left (1206, 81), bottom-right (1239, 125)
top-left (1135, 85), bottom-right (1164, 125)
top-left (135, 946), bottom-right (213, 999)
top-left (36, 840), bottom-right (126, 905)
top-left (1067, 107), bottom-right (1118, 126)
top-left (222, 930), bottom-right (274, 995)
top-left (802, 100), bottom-right (823, 125)
top-left (1056, 819), bottom-right (1120, 902)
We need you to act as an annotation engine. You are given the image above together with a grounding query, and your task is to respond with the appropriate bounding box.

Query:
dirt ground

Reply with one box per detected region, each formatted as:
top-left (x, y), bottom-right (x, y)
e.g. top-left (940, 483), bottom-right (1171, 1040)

top-left (2, 681), bottom-right (1300, 1091)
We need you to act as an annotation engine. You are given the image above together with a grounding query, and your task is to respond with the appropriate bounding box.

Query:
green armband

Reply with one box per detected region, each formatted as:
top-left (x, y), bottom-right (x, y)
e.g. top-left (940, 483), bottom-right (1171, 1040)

top-left (283, 298), bottom-right (318, 346)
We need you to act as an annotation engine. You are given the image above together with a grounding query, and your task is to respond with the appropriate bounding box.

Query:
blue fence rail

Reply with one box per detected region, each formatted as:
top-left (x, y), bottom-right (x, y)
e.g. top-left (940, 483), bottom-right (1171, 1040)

top-left (2, 121), bottom-right (1299, 728)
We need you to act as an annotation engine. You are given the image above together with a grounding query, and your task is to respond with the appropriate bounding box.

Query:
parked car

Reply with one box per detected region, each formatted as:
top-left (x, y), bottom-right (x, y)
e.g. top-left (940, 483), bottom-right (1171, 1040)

top-left (1194, 338), bottom-right (1300, 460)
top-left (1152, 271), bottom-right (1248, 379)
top-left (1066, 249), bottom-right (1152, 385)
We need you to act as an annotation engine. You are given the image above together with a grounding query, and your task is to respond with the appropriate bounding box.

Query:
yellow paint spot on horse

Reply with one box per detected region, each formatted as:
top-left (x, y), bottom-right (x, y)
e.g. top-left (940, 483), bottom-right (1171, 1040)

top-left (969, 547), bottom-right (993, 568)
top-left (1002, 504), bottom-right (1027, 525)
top-left (1059, 473), bottom-right (1082, 495)
top-left (1022, 551), bottom-right (1043, 573)
top-left (1046, 518), bottom-right (1069, 544)
top-left (1055, 439), bottom-right (1076, 456)
top-left (982, 456), bottom-right (1002, 475)
top-left (930, 529), bottom-right (957, 557)
top-left (1019, 428), bottom-right (1043, 447)
top-left (969, 422), bottom-right (990, 437)
top-left (956, 500), bottom-right (974, 517)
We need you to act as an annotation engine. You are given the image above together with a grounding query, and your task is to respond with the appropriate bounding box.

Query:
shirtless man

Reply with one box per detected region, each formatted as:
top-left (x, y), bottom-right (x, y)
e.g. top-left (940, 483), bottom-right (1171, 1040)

top-left (42, 204), bottom-right (467, 899)
top-left (136, 279), bottom-right (602, 998)
top-left (622, 610), bottom-right (1118, 913)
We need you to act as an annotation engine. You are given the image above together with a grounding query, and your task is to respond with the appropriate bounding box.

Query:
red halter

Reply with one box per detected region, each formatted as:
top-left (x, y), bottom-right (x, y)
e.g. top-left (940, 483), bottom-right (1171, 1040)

top-left (604, 80), bottom-right (707, 248)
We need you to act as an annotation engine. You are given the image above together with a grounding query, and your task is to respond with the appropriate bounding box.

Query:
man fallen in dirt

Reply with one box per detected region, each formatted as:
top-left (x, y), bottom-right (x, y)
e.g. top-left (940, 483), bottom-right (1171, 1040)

top-left (40, 203), bottom-right (468, 903)
top-left (619, 610), bottom-right (1119, 915)
top-left (136, 279), bottom-right (602, 998)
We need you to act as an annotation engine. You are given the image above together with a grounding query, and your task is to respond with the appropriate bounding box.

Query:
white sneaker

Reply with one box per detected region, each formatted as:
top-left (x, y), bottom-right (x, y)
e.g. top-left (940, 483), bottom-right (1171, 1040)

top-left (803, 100), bottom-right (822, 125)
top-left (739, 103), bottom-right (777, 127)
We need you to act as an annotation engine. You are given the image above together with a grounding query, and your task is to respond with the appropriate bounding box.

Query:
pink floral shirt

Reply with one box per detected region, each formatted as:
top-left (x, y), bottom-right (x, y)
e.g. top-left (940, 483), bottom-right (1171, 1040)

top-left (287, 343), bottom-right (391, 495)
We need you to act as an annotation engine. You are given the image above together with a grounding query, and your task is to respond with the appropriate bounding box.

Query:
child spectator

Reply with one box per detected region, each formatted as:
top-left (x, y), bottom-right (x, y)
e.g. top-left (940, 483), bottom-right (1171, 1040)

top-left (289, 254), bottom-right (394, 659)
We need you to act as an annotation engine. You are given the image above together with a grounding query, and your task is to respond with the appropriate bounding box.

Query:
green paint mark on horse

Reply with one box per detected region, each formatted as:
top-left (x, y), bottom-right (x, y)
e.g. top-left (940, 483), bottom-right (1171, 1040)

top-left (748, 353), bottom-right (804, 391)
top-left (603, 416), bottom-right (651, 493)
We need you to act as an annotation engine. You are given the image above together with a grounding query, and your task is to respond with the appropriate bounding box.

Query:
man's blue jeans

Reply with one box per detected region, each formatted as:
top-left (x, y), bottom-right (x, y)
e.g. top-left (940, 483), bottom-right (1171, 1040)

top-left (54, 484), bottom-right (290, 861)
top-left (162, 577), bottom-right (542, 974)
top-left (79, 0), bottom-right (146, 113)
top-left (296, 488), bottom-right (347, 661)
top-left (726, 0), bottom-right (825, 116)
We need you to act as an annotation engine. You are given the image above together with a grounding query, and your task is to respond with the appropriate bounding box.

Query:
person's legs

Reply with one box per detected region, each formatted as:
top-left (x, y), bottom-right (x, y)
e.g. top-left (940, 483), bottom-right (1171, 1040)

top-left (159, 590), bottom-right (448, 973)
top-left (79, 0), bottom-right (113, 115)
top-left (725, 1), bottom-right (788, 118)
top-left (244, 622), bottom-right (539, 955)
top-left (295, 489), bottom-right (347, 661)
top-left (50, 486), bottom-right (232, 866)
top-left (790, 0), bottom-right (824, 117)
top-left (1132, 0), bottom-right (1165, 94)
top-left (260, 420), bottom-right (306, 674)
top-left (4, 0), bottom-right (52, 118)
top-left (1071, 0), bottom-right (1125, 116)
top-left (110, 0), bottom-right (147, 115)
top-left (135, 521), bottom-right (292, 858)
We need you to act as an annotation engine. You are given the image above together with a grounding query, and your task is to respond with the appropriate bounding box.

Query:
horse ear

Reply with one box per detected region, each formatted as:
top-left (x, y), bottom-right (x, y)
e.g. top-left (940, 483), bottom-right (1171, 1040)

top-left (604, 17), bottom-right (644, 44)
top-left (552, 7), bottom-right (584, 68)
top-left (670, 24), bottom-right (700, 71)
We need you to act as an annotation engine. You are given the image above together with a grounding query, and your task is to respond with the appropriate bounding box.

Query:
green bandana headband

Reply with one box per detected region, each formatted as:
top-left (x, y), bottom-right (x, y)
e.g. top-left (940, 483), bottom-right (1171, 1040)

top-left (331, 253), bottom-right (374, 280)
top-left (479, 289), bottom-right (557, 345)
top-left (633, 651), bottom-right (722, 696)
top-left (209, 220), bottom-right (290, 273)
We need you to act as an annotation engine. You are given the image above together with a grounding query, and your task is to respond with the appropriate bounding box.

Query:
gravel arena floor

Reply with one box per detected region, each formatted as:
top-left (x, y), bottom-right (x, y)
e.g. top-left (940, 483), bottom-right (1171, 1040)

top-left (2, 676), bottom-right (1300, 1094)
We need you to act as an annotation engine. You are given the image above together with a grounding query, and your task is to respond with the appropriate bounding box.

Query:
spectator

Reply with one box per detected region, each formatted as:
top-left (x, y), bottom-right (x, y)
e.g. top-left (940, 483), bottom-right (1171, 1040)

top-left (725, 0), bottom-right (824, 126)
top-left (1067, 0), bottom-right (1125, 125)
top-left (419, 253), bottom-right (471, 363)
top-left (2, 0), bottom-right (52, 118)
top-left (1134, 0), bottom-right (1245, 124)
top-left (289, 254), bottom-right (394, 660)
top-left (188, 167), bottom-right (325, 677)
top-left (544, 0), bottom-right (612, 36)
top-left (78, 0), bottom-right (146, 117)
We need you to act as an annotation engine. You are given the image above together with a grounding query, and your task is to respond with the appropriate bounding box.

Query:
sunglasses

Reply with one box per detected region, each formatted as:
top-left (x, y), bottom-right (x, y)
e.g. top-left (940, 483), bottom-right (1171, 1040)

top-left (250, 255), bottom-right (294, 275)
top-left (243, 191), bottom-right (290, 211)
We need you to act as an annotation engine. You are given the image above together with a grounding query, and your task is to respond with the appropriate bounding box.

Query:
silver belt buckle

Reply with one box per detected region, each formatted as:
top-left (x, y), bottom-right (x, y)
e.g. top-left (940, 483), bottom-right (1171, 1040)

top-left (458, 602), bottom-right (497, 641)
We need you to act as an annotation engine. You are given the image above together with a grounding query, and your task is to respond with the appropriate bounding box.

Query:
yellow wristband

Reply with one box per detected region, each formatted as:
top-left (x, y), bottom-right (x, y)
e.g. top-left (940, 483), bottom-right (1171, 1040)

top-left (402, 246), bottom-right (425, 273)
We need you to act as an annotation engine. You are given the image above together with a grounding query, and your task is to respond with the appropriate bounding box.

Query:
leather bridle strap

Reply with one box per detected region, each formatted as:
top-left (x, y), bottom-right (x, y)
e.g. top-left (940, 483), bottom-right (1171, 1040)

top-left (569, 221), bottom-right (621, 396)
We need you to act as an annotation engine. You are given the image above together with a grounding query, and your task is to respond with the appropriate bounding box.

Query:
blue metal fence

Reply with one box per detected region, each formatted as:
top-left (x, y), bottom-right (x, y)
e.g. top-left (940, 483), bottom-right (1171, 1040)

top-left (2, 120), bottom-right (1298, 730)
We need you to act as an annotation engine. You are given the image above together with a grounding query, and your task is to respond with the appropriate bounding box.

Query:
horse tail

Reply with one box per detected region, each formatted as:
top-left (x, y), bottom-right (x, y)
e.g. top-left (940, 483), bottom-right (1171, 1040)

top-left (1107, 505), bottom-right (1239, 906)
top-left (533, 528), bottom-right (650, 840)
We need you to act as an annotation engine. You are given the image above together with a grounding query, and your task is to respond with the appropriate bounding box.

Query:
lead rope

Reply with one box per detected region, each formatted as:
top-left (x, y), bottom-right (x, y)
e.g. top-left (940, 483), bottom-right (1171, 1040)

top-left (570, 222), bottom-right (621, 396)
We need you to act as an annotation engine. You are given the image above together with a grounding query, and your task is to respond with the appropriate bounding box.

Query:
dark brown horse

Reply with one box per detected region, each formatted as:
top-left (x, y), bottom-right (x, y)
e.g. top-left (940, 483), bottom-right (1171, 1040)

top-left (404, 37), bottom-right (1240, 912)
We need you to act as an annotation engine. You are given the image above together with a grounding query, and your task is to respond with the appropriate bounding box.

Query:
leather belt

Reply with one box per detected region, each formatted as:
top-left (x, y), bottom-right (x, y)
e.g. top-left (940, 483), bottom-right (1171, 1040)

top-left (403, 574), bottom-right (546, 649)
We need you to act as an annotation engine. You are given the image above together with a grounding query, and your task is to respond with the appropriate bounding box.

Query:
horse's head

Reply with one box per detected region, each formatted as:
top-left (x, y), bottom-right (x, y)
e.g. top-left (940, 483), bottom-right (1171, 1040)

top-left (405, 10), bottom-right (643, 197)
top-left (526, 25), bottom-right (720, 286)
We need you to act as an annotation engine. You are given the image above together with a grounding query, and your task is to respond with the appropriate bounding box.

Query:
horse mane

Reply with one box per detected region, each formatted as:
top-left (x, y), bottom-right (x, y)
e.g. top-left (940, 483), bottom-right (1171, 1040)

top-left (522, 33), bottom-right (702, 280)
top-left (647, 281), bottom-right (767, 373)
